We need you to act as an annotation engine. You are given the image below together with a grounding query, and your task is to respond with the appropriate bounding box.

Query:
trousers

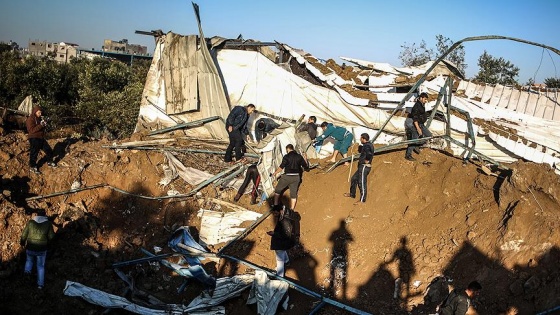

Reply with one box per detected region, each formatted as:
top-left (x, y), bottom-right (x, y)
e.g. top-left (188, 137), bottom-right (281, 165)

top-left (350, 164), bottom-right (371, 202)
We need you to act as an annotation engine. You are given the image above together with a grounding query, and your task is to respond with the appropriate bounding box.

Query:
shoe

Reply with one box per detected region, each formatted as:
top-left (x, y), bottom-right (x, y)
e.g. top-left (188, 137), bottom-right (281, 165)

top-left (343, 193), bottom-right (354, 198)
top-left (38, 286), bottom-right (43, 290)
top-left (405, 155), bottom-right (416, 161)
top-left (250, 198), bottom-right (257, 205)
top-left (47, 161), bottom-right (57, 167)
top-left (233, 193), bottom-right (241, 202)
top-left (413, 147), bottom-right (421, 154)
top-left (30, 167), bottom-right (40, 174)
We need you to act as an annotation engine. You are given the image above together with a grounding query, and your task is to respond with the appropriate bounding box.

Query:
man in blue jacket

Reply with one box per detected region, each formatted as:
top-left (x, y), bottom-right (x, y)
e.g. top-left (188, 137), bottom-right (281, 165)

top-left (344, 133), bottom-right (374, 203)
top-left (315, 122), bottom-right (354, 165)
top-left (225, 104), bottom-right (255, 163)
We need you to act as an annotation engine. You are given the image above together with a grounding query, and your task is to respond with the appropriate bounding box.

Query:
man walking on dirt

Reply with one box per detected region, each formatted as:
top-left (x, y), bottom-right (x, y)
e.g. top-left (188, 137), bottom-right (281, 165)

top-left (405, 92), bottom-right (432, 161)
top-left (271, 144), bottom-right (309, 211)
top-left (344, 133), bottom-right (374, 203)
top-left (438, 281), bottom-right (482, 315)
top-left (20, 209), bottom-right (55, 289)
top-left (225, 104), bottom-right (255, 163)
top-left (26, 105), bottom-right (56, 174)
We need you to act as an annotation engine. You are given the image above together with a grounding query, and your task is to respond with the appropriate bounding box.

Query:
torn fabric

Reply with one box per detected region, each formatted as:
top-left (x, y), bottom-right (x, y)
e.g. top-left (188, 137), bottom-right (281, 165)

top-left (186, 275), bottom-right (255, 312)
top-left (247, 270), bottom-right (289, 315)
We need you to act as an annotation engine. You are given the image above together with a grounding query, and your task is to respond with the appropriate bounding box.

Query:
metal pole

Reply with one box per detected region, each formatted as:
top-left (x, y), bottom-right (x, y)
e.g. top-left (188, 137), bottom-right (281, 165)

top-left (103, 146), bottom-right (259, 158)
top-left (26, 184), bottom-right (107, 201)
top-left (148, 116), bottom-right (220, 135)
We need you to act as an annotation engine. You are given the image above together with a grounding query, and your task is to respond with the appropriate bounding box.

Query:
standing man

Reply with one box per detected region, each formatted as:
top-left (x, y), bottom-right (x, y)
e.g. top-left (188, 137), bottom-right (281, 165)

top-left (438, 281), bottom-right (482, 315)
top-left (315, 122), bottom-right (353, 165)
top-left (405, 92), bottom-right (432, 161)
top-left (344, 133), bottom-right (374, 203)
top-left (271, 144), bottom-right (309, 211)
top-left (298, 115), bottom-right (318, 140)
top-left (20, 209), bottom-right (55, 289)
top-left (254, 117), bottom-right (280, 142)
top-left (225, 104), bottom-right (255, 163)
top-left (26, 105), bottom-right (56, 174)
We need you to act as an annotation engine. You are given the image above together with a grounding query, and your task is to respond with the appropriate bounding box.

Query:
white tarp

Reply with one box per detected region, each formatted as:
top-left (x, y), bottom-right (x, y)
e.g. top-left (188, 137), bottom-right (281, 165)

top-left (63, 281), bottom-right (189, 315)
top-left (186, 275), bottom-right (255, 311)
top-left (247, 270), bottom-right (289, 315)
top-left (17, 95), bottom-right (34, 114)
top-left (197, 208), bottom-right (262, 246)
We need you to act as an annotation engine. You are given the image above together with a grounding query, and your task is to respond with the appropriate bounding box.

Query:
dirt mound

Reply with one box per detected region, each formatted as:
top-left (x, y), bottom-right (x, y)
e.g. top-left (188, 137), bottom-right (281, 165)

top-left (1, 131), bottom-right (559, 314)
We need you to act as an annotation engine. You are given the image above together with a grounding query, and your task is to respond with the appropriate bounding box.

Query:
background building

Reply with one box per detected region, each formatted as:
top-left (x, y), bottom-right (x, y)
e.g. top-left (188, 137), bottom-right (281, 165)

top-left (103, 38), bottom-right (147, 55)
top-left (28, 39), bottom-right (79, 63)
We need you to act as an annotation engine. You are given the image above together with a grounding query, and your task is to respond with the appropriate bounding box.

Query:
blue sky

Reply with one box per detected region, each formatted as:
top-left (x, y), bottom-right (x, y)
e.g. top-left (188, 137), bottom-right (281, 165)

top-left (1, 0), bottom-right (559, 83)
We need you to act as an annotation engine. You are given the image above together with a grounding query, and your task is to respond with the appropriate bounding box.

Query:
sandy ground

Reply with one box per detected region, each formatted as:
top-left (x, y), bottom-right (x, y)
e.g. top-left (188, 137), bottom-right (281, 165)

top-left (0, 130), bottom-right (559, 315)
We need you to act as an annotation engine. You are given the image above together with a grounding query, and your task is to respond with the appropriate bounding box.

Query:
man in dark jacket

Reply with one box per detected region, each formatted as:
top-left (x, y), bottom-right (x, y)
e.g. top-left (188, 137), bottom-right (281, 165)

top-left (267, 209), bottom-right (298, 277)
top-left (271, 144), bottom-right (309, 210)
top-left (344, 133), bottom-right (374, 203)
top-left (26, 105), bottom-right (56, 173)
top-left (225, 104), bottom-right (255, 163)
top-left (20, 209), bottom-right (55, 289)
top-left (439, 281), bottom-right (482, 315)
top-left (297, 115), bottom-right (318, 140)
top-left (254, 117), bottom-right (280, 142)
top-left (405, 92), bottom-right (432, 161)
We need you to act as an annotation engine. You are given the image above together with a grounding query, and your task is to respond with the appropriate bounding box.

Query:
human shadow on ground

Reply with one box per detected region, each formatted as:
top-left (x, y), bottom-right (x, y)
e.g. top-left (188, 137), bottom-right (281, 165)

top-left (387, 236), bottom-right (415, 300)
top-left (327, 219), bottom-right (354, 301)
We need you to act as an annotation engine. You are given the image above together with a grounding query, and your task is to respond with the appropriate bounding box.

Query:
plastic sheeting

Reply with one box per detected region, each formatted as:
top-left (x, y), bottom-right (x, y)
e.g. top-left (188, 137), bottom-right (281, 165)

top-left (63, 281), bottom-right (189, 315)
top-left (186, 275), bottom-right (255, 311)
top-left (247, 270), bottom-right (289, 315)
top-left (197, 208), bottom-right (262, 246)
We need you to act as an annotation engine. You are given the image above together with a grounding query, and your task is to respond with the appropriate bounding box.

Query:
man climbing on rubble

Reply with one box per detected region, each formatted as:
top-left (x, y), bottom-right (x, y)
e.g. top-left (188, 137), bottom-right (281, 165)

top-left (254, 117), bottom-right (280, 142)
top-left (234, 163), bottom-right (260, 204)
top-left (344, 133), bottom-right (374, 203)
top-left (438, 280), bottom-right (482, 315)
top-left (271, 144), bottom-right (309, 211)
top-left (314, 122), bottom-right (353, 165)
top-left (225, 104), bottom-right (255, 164)
top-left (26, 105), bottom-right (56, 174)
top-left (297, 115), bottom-right (318, 140)
top-left (405, 92), bottom-right (432, 161)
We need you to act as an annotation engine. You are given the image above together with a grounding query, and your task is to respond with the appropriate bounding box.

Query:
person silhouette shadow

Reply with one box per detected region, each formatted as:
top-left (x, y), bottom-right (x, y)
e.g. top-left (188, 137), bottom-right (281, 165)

top-left (328, 219), bottom-right (354, 300)
top-left (388, 236), bottom-right (415, 300)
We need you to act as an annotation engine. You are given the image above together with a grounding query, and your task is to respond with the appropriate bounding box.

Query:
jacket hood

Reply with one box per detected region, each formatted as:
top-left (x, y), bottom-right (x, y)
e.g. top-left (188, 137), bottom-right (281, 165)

top-left (33, 216), bottom-right (48, 224)
top-left (31, 105), bottom-right (42, 116)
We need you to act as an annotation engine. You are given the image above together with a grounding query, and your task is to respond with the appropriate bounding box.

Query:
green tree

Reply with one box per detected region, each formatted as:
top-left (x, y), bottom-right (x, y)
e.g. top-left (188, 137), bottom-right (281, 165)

top-left (399, 39), bottom-right (433, 67)
top-left (76, 58), bottom-right (147, 138)
top-left (399, 35), bottom-right (467, 75)
top-left (544, 77), bottom-right (560, 88)
top-left (474, 51), bottom-right (519, 85)
top-left (434, 35), bottom-right (466, 75)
